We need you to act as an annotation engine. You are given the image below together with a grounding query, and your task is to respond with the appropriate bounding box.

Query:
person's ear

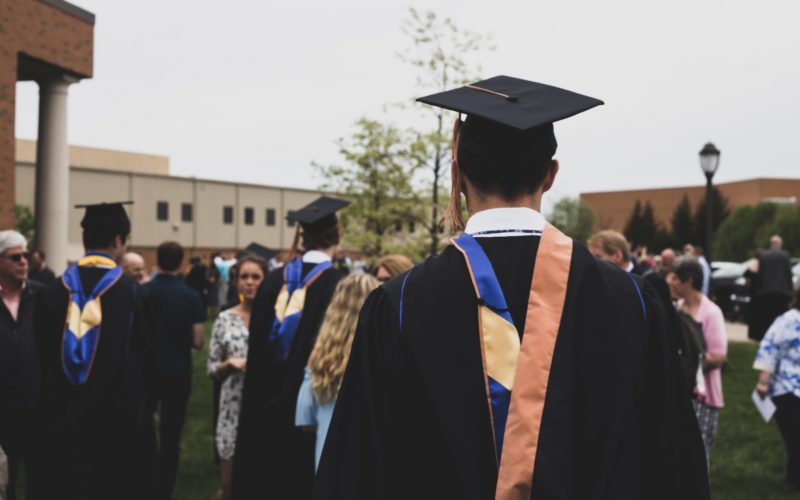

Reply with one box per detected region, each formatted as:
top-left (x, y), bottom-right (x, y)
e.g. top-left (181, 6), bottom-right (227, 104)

top-left (541, 160), bottom-right (560, 193)
top-left (614, 249), bottom-right (625, 266)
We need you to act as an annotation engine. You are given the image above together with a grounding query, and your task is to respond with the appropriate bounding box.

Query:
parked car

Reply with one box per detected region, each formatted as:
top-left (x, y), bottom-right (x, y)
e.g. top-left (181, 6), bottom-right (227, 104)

top-left (711, 261), bottom-right (750, 320)
top-left (793, 261), bottom-right (800, 290)
top-left (714, 259), bottom-right (800, 321)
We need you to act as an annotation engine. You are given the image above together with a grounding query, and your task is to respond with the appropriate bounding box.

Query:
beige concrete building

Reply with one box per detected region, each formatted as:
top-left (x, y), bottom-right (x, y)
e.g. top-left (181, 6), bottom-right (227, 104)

top-left (15, 139), bottom-right (322, 268)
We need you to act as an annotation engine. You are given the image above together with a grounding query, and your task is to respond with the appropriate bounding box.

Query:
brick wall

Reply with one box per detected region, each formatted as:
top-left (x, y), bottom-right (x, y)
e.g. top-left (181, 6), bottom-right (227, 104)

top-left (581, 178), bottom-right (800, 232)
top-left (0, 0), bottom-right (93, 227)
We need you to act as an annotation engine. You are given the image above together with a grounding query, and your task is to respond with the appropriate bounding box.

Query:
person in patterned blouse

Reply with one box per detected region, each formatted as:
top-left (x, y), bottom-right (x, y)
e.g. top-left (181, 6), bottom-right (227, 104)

top-left (754, 287), bottom-right (800, 491)
top-left (208, 255), bottom-right (267, 500)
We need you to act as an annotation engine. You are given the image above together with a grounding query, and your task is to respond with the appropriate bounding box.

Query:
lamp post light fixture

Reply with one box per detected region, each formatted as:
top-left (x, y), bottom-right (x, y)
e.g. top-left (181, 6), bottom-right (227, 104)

top-left (699, 142), bottom-right (721, 264)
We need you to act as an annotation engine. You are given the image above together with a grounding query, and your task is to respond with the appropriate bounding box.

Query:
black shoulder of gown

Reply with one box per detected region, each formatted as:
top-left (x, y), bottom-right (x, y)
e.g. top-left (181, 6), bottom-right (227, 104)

top-left (314, 241), bottom-right (709, 500)
top-left (31, 272), bottom-right (157, 500)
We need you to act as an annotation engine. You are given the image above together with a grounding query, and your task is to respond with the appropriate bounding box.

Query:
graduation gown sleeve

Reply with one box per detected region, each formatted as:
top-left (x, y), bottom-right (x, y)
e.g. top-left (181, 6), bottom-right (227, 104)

top-left (634, 278), bottom-right (710, 498)
top-left (313, 288), bottom-right (399, 500)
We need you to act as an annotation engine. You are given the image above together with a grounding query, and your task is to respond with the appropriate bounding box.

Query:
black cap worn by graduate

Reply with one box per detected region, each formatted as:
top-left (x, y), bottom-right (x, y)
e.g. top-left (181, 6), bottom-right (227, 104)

top-left (76, 201), bottom-right (133, 233)
top-left (416, 75), bottom-right (603, 170)
top-left (287, 196), bottom-right (349, 235)
top-left (245, 242), bottom-right (280, 262)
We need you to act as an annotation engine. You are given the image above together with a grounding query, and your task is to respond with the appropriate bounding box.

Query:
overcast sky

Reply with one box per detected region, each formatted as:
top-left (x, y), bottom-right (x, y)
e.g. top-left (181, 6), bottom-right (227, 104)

top-left (14, 0), bottom-right (800, 208)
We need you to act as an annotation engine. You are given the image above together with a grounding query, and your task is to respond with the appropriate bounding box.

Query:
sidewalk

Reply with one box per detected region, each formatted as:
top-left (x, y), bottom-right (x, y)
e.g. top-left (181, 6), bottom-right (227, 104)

top-left (726, 321), bottom-right (753, 344)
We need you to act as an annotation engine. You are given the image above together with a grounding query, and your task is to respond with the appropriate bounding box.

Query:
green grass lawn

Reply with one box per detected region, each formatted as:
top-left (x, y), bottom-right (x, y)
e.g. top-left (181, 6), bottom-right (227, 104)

top-left (173, 321), bottom-right (219, 499)
top-left (709, 342), bottom-right (797, 499)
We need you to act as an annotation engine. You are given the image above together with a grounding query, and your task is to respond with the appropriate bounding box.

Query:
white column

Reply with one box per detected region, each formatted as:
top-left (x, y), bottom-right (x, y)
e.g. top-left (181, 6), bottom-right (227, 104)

top-left (34, 77), bottom-right (74, 275)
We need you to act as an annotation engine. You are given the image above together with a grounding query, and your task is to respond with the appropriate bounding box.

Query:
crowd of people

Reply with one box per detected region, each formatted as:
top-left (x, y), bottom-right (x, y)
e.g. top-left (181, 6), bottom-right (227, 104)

top-left (0, 76), bottom-right (798, 500)
top-left (586, 228), bottom-right (798, 483)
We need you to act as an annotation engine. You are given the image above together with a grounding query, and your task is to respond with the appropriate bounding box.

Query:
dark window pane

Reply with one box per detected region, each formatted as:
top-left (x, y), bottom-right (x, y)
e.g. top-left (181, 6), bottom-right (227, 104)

top-left (394, 220), bottom-right (402, 232)
top-left (287, 210), bottom-right (296, 227)
top-left (266, 208), bottom-right (276, 226)
top-left (157, 201), bottom-right (168, 221)
top-left (181, 203), bottom-right (193, 222)
top-left (244, 207), bottom-right (254, 225)
top-left (223, 205), bottom-right (234, 224)
top-left (409, 221), bottom-right (416, 233)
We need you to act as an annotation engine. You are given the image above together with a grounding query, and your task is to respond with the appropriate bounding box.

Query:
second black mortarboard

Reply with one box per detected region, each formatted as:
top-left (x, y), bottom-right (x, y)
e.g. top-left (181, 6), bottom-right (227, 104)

top-left (287, 196), bottom-right (349, 234)
top-left (245, 242), bottom-right (280, 261)
top-left (76, 201), bottom-right (133, 233)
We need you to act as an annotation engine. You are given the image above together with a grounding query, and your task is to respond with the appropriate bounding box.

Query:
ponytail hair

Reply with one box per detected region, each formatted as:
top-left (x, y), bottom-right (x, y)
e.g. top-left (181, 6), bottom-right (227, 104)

top-left (445, 116), bottom-right (466, 233)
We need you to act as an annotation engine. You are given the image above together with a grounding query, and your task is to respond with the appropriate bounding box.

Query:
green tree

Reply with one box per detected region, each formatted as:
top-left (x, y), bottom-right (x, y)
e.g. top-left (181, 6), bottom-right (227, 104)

top-left (14, 204), bottom-right (35, 242)
top-left (713, 203), bottom-right (778, 261)
top-left (547, 197), bottom-right (595, 243)
top-left (624, 200), bottom-right (660, 248)
top-left (652, 228), bottom-right (676, 253)
top-left (623, 200), bottom-right (643, 246)
top-left (639, 201), bottom-right (658, 249)
top-left (400, 8), bottom-right (492, 255)
top-left (670, 195), bottom-right (693, 248)
top-left (693, 186), bottom-right (730, 248)
top-left (768, 204), bottom-right (800, 256)
top-left (315, 118), bottom-right (423, 258)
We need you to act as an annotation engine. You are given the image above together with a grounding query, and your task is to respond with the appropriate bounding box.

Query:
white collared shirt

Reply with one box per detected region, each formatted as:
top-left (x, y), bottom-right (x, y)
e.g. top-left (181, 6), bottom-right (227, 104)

top-left (464, 207), bottom-right (546, 238)
top-left (303, 250), bottom-right (333, 264)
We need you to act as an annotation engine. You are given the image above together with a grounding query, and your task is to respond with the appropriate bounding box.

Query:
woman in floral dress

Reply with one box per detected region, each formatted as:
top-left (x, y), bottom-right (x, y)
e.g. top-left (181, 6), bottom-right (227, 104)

top-left (208, 255), bottom-right (266, 500)
top-left (754, 287), bottom-right (800, 491)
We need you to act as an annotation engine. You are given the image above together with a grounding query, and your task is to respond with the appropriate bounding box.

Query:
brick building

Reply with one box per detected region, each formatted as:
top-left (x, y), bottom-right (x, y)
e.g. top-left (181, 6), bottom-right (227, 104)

top-left (1, 0), bottom-right (95, 272)
top-left (580, 178), bottom-right (800, 233)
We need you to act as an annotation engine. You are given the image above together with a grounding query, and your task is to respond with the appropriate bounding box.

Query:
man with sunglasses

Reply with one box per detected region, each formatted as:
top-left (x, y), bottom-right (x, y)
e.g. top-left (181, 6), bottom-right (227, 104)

top-left (0, 230), bottom-right (41, 500)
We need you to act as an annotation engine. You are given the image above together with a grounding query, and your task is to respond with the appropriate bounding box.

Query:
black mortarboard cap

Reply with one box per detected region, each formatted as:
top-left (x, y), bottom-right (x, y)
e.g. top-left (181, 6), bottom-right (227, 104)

top-left (245, 243), bottom-right (279, 261)
top-left (417, 76), bottom-right (603, 176)
top-left (76, 201), bottom-right (132, 233)
top-left (287, 196), bottom-right (349, 234)
top-left (415, 75), bottom-right (603, 131)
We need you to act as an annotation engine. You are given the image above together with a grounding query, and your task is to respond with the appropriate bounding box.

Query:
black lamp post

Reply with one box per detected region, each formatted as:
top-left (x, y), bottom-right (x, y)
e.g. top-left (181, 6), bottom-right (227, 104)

top-left (699, 142), bottom-right (721, 264)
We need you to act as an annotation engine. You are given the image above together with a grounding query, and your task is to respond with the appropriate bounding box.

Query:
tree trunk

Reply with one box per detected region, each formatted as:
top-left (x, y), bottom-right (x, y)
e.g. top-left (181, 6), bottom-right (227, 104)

top-left (430, 112), bottom-right (443, 256)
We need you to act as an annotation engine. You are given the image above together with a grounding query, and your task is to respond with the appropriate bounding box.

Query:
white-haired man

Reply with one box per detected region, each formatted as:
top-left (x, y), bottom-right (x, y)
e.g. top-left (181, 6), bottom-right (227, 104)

top-left (0, 230), bottom-right (41, 500)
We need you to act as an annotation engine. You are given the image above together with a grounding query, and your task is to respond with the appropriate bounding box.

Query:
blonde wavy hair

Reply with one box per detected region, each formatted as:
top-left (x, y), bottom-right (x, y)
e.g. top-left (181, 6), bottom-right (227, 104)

top-left (373, 254), bottom-right (414, 279)
top-left (309, 273), bottom-right (380, 404)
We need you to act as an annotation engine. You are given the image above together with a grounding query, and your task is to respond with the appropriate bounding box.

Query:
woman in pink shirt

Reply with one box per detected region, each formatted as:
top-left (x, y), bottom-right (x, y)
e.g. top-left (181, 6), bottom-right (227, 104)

top-left (668, 257), bottom-right (728, 470)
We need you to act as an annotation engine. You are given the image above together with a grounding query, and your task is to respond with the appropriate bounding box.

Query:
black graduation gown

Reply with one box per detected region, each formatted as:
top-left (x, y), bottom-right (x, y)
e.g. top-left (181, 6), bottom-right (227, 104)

top-left (314, 237), bottom-right (709, 500)
top-left (233, 264), bottom-right (344, 500)
top-left (30, 269), bottom-right (157, 500)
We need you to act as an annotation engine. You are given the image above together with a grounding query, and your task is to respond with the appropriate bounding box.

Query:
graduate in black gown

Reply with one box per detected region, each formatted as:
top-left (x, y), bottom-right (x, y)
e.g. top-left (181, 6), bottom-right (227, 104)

top-left (30, 202), bottom-right (157, 500)
top-left (232, 197), bottom-right (347, 500)
top-left (315, 77), bottom-right (709, 500)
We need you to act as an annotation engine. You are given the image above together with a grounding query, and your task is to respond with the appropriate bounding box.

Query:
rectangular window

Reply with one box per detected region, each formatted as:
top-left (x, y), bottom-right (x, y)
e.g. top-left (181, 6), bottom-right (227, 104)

top-left (156, 201), bottom-right (168, 221)
top-left (266, 208), bottom-right (276, 226)
top-left (287, 210), bottom-right (296, 227)
top-left (223, 205), bottom-right (234, 224)
top-left (409, 220), bottom-right (416, 233)
top-left (181, 203), bottom-right (193, 222)
top-left (394, 220), bottom-right (403, 232)
top-left (244, 207), bottom-right (254, 225)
